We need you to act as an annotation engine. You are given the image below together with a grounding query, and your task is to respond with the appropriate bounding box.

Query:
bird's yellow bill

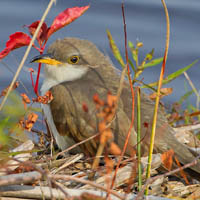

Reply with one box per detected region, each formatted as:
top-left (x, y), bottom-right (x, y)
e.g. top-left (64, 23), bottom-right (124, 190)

top-left (30, 54), bottom-right (62, 66)
top-left (34, 58), bottom-right (62, 65)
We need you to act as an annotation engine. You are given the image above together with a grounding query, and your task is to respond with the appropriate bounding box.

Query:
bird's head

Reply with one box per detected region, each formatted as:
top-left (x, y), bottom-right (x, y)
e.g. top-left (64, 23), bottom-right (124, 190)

top-left (31, 37), bottom-right (108, 84)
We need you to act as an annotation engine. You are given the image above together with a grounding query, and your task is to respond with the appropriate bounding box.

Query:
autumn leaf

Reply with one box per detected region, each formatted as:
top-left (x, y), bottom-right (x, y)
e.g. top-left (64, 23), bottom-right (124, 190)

top-left (25, 113), bottom-right (38, 131)
top-left (100, 129), bottom-right (113, 144)
top-left (0, 82), bottom-right (19, 97)
top-left (109, 142), bottom-right (121, 155)
top-left (21, 93), bottom-right (31, 104)
top-left (149, 87), bottom-right (173, 100)
top-left (105, 156), bottom-right (114, 173)
top-left (0, 32), bottom-right (32, 59)
top-left (143, 122), bottom-right (149, 128)
top-left (32, 91), bottom-right (53, 104)
top-left (98, 121), bottom-right (106, 133)
top-left (82, 102), bottom-right (89, 113)
top-left (174, 155), bottom-right (189, 184)
top-left (161, 149), bottom-right (174, 171)
top-left (107, 92), bottom-right (117, 107)
top-left (47, 5), bottom-right (90, 39)
top-left (93, 93), bottom-right (104, 108)
top-left (21, 93), bottom-right (31, 109)
top-left (27, 21), bottom-right (48, 46)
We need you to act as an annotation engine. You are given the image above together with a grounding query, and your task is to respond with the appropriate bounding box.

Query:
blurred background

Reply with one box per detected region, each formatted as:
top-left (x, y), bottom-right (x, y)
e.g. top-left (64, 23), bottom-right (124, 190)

top-left (0, 0), bottom-right (200, 107)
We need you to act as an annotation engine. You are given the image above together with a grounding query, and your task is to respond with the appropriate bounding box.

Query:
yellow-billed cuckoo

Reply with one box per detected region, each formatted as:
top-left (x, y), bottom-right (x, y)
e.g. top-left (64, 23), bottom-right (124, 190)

top-left (31, 37), bottom-right (200, 176)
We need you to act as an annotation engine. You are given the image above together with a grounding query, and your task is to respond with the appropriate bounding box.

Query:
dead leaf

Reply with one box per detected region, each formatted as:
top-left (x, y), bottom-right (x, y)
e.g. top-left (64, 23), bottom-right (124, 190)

top-left (149, 87), bottom-right (173, 100)
top-left (109, 142), bottom-right (121, 155)
top-left (21, 93), bottom-right (31, 109)
top-left (161, 149), bottom-right (174, 171)
top-left (174, 155), bottom-right (189, 184)
top-left (32, 91), bottom-right (53, 104)
top-left (0, 81), bottom-right (19, 97)
top-left (105, 156), bottom-right (114, 173)
top-left (24, 113), bottom-right (38, 131)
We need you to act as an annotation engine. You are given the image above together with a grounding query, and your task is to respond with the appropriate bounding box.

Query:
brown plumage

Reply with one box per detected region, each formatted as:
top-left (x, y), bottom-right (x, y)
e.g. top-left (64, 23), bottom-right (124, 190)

top-left (31, 37), bottom-right (200, 177)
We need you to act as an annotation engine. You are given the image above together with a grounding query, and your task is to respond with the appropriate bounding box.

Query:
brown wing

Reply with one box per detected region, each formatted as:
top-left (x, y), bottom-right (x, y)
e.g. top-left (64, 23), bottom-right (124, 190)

top-left (49, 64), bottom-right (137, 156)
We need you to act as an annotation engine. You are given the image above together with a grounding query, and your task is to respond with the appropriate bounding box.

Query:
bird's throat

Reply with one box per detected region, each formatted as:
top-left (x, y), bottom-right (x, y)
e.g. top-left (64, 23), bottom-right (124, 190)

top-left (41, 64), bottom-right (88, 95)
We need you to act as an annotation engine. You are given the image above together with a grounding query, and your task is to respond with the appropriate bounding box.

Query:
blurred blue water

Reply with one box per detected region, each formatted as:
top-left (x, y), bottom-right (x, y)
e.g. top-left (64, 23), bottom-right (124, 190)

top-left (0, 0), bottom-right (200, 106)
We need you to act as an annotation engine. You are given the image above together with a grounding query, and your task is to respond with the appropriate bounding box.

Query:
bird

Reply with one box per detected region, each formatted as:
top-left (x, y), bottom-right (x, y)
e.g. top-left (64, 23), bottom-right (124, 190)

top-left (31, 37), bottom-right (200, 176)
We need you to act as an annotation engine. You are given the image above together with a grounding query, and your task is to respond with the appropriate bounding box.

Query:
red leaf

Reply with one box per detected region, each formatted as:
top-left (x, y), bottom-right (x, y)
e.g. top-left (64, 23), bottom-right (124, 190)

top-left (143, 122), bottom-right (149, 128)
top-left (27, 21), bottom-right (48, 46)
top-left (82, 103), bottom-right (89, 113)
top-left (0, 32), bottom-right (32, 59)
top-left (47, 5), bottom-right (90, 39)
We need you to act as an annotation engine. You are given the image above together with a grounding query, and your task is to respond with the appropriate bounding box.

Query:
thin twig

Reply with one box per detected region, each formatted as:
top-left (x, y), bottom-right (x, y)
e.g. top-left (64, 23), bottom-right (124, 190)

top-left (50, 174), bottom-right (125, 200)
top-left (110, 2), bottom-right (135, 191)
top-left (46, 176), bottom-right (54, 200)
top-left (91, 25), bottom-right (128, 180)
top-left (0, 171), bottom-right (42, 187)
top-left (2, 156), bottom-right (125, 199)
top-left (183, 71), bottom-right (200, 109)
top-left (0, 0), bottom-right (56, 111)
top-left (55, 132), bottom-right (100, 158)
top-left (137, 87), bottom-right (142, 191)
top-left (173, 123), bottom-right (200, 132)
top-left (51, 180), bottom-right (71, 200)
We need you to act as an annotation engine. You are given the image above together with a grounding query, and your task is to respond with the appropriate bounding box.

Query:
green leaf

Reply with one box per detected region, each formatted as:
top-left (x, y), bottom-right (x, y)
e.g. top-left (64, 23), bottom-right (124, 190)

top-left (128, 41), bottom-right (138, 63)
top-left (106, 30), bottom-right (125, 68)
top-left (128, 59), bottom-right (136, 72)
top-left (135, 69), bottom-right (144, 79)
top-left (141, 57), bottom-right (163, 69)
top-left (141, 49), bottom-right (155, 68)
top-left (128, 41), bottom-right (134, 49)
top-left (145, 48), bottom-right (154, 61)
top-left (164, 60), bottom-right (198, 83)
top-left (143, 60), bottom-right (198, 88)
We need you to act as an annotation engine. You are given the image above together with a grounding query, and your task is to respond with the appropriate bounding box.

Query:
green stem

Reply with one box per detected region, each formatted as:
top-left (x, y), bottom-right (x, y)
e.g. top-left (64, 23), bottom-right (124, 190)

top-left (137, 87), bottom-right (142, 191)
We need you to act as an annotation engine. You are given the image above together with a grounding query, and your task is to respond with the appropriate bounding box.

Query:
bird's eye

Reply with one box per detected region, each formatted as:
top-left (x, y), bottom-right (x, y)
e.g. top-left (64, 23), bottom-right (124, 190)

top-left (68, 55), bottom-right (79, 64)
